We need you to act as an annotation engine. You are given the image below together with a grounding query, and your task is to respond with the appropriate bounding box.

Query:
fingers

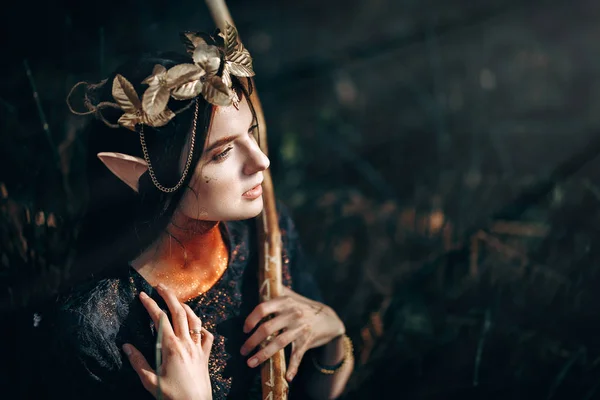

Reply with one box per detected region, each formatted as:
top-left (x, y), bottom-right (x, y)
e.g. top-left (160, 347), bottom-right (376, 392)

top-left (286, 339), bottom-right (309, 382)
top-left (182, 303), bottom-right (203, 344)
top-left (140, 288), bottom-right (215, 362)
top-left (181, 303), bottom-right (214, 354)
top-left (246, 326), bottom-right (300, 368)
top-left (156, 284), bottom-right (189, 339)
top-left (181, 304), bottom-right (214, 353)
top-left (243, 296), bottom-right (292, 334)
top-left (140, 291), bottom-right (175, 338)
top-left (122, 343), bottom-right (158, 395)
top-left (201, 327), bottom-right (214, 353)
top-left (240, 311), bottom-right (296, 356)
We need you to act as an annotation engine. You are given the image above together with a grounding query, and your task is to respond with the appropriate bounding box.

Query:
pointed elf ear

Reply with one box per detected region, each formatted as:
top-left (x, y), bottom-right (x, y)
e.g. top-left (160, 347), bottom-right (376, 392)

top-left (97, 152), bottom-right (148, 193)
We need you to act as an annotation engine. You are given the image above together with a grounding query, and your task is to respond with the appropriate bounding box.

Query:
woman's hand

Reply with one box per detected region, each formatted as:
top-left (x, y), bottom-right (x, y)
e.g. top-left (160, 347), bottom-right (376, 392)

top-left (122, 284), bottom-right (214, 400)
top-left (240, 285), bottom-right (345, 382)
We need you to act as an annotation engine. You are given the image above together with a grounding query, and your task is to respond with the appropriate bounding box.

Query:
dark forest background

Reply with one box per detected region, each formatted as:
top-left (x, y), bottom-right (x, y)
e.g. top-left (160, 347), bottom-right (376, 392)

top-left (3, 0), bottom-right (600, 398)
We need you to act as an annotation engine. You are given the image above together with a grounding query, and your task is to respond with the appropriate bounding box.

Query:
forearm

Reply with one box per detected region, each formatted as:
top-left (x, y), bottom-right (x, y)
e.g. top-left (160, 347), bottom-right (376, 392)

top-left (303, 335), bottom-right (354, 400)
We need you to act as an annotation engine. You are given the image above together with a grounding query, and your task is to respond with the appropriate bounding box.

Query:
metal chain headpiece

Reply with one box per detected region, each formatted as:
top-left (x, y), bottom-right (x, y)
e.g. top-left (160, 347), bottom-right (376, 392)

top-left (139, 98), bottom-right (199, 193)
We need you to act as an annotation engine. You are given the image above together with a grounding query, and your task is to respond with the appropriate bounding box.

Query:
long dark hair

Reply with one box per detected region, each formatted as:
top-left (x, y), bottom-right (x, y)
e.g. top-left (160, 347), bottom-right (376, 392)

top-left (68, 51), bottom-right (256, 287)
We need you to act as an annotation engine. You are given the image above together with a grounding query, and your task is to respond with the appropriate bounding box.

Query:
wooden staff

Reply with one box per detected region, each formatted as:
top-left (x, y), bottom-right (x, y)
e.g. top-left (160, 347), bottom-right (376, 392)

top-left (204, 1), bottom-right (289, 399)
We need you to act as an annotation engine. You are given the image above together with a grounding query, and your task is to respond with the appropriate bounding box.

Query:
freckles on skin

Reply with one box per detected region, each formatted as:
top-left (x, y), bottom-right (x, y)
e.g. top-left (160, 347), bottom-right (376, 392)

top-left (203, 175), bottom-right (216, 184)
top-left (196, 162), bottom-right (247, 216)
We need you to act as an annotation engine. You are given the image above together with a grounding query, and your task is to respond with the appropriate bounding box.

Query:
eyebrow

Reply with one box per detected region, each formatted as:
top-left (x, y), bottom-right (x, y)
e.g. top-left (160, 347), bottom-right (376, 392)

top-left (204, 124), bottom-right (259, 153)
top-left (204, 135), bottom-right (238, 153)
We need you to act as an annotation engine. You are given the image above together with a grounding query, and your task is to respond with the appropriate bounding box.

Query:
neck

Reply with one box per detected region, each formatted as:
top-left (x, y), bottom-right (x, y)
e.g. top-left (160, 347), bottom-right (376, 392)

top-left (162, 210), bottom-right (222, 264)
top-left (132, 210), bottom-right (230, 300)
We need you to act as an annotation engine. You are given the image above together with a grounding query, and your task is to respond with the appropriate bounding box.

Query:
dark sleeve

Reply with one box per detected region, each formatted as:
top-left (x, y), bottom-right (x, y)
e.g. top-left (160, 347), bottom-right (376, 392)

top-left (42, 309), bottom-right (125, 400)
top-left (278, 201), bottom-right (324, 303)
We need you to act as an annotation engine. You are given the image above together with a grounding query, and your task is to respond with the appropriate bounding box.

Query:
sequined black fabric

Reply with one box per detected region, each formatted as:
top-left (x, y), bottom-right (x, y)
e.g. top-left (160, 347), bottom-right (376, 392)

top-left (42, 204), bottom-right (322, 400)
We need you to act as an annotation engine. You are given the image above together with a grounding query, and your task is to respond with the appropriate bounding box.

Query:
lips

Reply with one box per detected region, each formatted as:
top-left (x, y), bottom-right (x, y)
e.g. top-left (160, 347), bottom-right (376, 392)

top-left (242, 183), bottom-right (263, 199)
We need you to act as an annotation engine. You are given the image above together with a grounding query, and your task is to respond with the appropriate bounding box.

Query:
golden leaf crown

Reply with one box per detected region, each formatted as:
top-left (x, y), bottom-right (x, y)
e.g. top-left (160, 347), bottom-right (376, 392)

top-left (114, 22), bottom-right (254, 131)
top-left (67, 22), bottom-right (255, 132)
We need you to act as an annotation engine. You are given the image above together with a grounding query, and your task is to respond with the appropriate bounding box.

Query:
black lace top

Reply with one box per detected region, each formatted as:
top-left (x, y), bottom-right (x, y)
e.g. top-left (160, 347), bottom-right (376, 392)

top-left (44, 205), bottom-right (323, 400)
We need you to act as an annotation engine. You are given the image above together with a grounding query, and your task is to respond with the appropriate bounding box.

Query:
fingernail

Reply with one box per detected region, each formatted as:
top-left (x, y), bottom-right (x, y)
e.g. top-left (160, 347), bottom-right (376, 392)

top-left (157, 283), bottom-right (166, 291)
top-left (139, 291), bottom-right (148, 299)
top-left (243, 325), bottom-right (249, 334)
top-left (240, 347), bottom-right (247, 356)
top-left (248, 358), bottom-right (258, 367)
top-left (287, 372), bottom-right (295, 381)
top-left (123, 344), bottom-right (132, 356)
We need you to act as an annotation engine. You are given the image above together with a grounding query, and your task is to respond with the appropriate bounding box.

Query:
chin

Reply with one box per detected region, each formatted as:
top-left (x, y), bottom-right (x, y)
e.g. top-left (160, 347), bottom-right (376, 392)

top-left (222, 197), bottom-right (264, 221)
top-left (245, 197), bottom-right (265, 218)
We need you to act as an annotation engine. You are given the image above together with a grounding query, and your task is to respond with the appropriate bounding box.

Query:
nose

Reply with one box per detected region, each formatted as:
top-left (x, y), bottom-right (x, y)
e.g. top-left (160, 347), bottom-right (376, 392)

top-left (243, 142), bottom-right (270, 175)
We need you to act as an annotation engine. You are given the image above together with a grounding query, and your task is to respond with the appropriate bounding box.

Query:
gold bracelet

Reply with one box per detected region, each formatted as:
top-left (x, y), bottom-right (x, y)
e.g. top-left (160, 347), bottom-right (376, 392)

top-left (311, 334), bottom-right (354, 375)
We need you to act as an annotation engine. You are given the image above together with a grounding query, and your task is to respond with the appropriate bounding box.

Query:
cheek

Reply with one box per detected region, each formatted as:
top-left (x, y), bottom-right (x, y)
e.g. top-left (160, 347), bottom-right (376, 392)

top-left (195, 164), bottom-right (240, 205)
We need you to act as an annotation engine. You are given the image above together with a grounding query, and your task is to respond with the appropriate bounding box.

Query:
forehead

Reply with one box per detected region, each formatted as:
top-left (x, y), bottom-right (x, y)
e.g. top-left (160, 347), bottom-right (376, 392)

top-left (206, 95), bottom-right (254, 142)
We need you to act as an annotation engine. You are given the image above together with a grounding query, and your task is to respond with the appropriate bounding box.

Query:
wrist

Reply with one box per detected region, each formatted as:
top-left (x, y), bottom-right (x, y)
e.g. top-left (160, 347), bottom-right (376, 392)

top-left (310, 334), bottom-right (353, 375)
top-left (314, 334), bottom-right (345, 365)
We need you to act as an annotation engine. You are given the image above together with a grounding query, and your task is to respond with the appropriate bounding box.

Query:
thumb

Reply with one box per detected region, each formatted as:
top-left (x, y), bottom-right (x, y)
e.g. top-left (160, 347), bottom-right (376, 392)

top-left (123, 343), bottom-right (158, 394)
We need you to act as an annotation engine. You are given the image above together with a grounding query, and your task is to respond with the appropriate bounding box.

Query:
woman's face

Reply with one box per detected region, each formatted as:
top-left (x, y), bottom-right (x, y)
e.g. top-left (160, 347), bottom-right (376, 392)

top-left (177, 95), bottom-right (270, 221)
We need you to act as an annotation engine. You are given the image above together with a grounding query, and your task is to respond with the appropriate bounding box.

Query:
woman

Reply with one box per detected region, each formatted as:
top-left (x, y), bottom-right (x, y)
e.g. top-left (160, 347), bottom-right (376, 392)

top-left (46, 27), bottom-right (353, 400)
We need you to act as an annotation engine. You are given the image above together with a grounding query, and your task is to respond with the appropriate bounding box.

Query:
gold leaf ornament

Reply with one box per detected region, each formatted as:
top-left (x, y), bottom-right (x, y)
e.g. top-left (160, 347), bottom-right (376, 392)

top-left (222, 23), bottom-right (255, 78)
top-left (180, 31), bottom-right (210, 56)
top-left (192, 44), bottom-right (222, 76)
top-left (116, 112), bottom-right (142, 132)
top-left (225, 50), bottom-right (254, 77)
top-left (112, 74), bottom-right (142, 114)
top-left (166, 64), bottom-right (205, 88)
top-left (222, 23), bottom-right (238, 57)
top-left (141, 108), bottom-right (176, 127)
top-left (171, 80), bottom-right (203, 100)
top-left (202, 75), bottom-right (231, 106)
top-left (78, 25), bottom-right (258, 134)
top-left (112, 74), bottom-right (143, 131)
top-left (112, 73), bottom-right (175, 131)
top-left (221, 67), bottom-right (232, 91)
top-left (178, 24), bottom-right (254, 107)
top-left (142, 65), bottom-right (171, 116)
top-left (142, 63), bottom-right (204, 115)
top-left (142, 65), bottom-right (168, 85)
top-left (190, 43), bottom-right (234, 106)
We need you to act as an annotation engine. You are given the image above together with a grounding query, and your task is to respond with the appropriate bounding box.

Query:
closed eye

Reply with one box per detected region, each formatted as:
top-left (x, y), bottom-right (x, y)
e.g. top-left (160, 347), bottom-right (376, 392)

top-left (212, 146), bottom-right (233, 162)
